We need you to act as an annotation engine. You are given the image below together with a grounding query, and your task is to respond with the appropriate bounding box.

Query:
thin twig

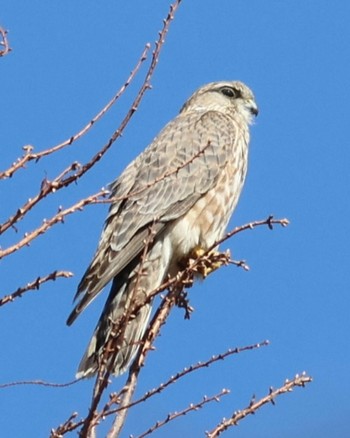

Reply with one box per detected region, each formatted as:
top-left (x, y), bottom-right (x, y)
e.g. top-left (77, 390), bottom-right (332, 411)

top-left (50, 413), bottom-right (79, 438)
top-left (0, 379), bottom-right (79, 390)
top-left (103, 341), bottom-right (269, 417)
top-left (100, 216), bottom-right (288, 421)
top-left (136, 389), bottom-right (230, 438)
top-left (206, 373), bottom-right (312, 437)
top-left (0, 137), bottom-right (212, 257)
top-left (104, 216), bottom-right (288, 435)
top-left (0, 44), bottom-right (150, 180)
top-left (50, 214), bottom-right (287, 436)
top-left (93, 216), bottom-right (286, 432)
top-left (140, 216), bottom-right (289, 306)
top-left (0, 0), bottom-right (187, 244)
top-left (1, 0), bottom-right (171, 233)
top-left (0, 270), bottom-right (73, 307)
top-left (0, 27), bottom-right (10, 57)
top-left (0, 189), bottom-right (109, 260)
top-left (211, 215), bottom-right (290, 251)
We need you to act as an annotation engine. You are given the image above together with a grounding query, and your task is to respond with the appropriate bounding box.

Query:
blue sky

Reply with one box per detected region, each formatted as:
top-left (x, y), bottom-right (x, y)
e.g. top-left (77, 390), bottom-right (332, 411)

top-left (1, 1), bottom-right (349, 437)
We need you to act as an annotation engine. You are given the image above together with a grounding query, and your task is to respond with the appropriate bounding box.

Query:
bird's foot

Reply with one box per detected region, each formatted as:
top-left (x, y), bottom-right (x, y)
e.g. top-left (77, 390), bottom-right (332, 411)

top-left (189, 246), bottom-right (231, 278)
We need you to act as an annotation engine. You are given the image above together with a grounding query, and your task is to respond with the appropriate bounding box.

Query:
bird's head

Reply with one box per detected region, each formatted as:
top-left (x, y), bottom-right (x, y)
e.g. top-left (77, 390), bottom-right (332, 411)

top-left (180, 81), bottom-right (258, 125)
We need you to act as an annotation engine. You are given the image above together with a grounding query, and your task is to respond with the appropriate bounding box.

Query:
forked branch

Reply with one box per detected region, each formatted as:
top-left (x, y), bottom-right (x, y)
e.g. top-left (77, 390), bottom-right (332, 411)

top-left (0, 190), bottom-right (110, 260)
top-left (0, 44), bottom-right (150, 180)
top-left (206, 373), bottom-right (312, 437)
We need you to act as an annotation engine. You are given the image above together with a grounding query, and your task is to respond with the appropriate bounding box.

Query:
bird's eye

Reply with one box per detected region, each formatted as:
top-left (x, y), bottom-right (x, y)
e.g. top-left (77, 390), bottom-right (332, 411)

top-left (220, 87), bottom-right (236, 98)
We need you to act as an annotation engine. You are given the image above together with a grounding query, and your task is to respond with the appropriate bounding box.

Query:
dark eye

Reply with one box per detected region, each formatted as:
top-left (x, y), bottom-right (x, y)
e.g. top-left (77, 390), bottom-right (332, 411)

top-left (220, 87), bottom-right (236, 98)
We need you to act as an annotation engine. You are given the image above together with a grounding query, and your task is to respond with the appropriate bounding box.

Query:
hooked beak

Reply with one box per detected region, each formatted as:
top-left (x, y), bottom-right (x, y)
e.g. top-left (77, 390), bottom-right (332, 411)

top-left (248, 99), bottom-right (259, 116)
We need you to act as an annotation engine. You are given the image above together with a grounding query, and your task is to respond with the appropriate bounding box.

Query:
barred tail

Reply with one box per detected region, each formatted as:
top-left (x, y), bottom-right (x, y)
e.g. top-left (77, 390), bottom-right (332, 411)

top-left (76, 240), bottom-right (169, 378)
top-left (76, 276), bottom-right (152, 378)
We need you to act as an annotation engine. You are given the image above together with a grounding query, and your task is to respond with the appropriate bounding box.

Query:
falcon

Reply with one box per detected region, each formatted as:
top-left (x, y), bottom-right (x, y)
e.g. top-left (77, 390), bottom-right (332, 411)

top-left (67, 81), bottom-right (258, 377)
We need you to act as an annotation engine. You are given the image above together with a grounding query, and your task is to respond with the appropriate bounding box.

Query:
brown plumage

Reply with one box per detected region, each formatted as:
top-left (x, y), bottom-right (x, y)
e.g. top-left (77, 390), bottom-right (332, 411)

top-left (67, 81), bottom-right (258, 378)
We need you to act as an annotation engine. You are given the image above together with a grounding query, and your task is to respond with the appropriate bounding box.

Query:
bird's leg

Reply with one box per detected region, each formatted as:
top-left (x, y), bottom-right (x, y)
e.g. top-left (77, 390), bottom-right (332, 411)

top-left (189, 246), bottom-right (231, 278)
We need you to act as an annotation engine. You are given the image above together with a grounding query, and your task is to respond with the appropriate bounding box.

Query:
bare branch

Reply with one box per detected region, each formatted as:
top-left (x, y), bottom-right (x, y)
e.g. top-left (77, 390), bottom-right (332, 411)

top-left (104, 341), bottom-right (269, 417)
top-left (0, 2), bottom-right (307, 435)
top-left (0, 270), bottom-right (73, 307)
top-left (211, 215), bottom-right (290, 252)
top-left (139, 216), bottom-right (289, 307)
top-left (103, 215), bottom-right (288, 436)
top-left (0, 379), bottom-right (78, 390)
top-left (206, 373), bottom-right (312, 438)
top-left (47, 213), bottom-right (287, 437)
top-left (0, 44), bottom-right (150, 180)
top-left (229, 258), bottom-right (250, 271)
top-left (46, 212), bottom-right (284, 437)
top-left (0, 138), bottom-right (211, 254)
top-left (47, 342), bottom-right (269, 437)
top-left (0, 189), bottom-right (109, 260)
top-left (0, 27), bottom-right (10, 57)
top-left (50, 413), bottom-right (79, 438)
top-left (136, 389), bottom-right (230, 438)
top-left (0, 0), bottom-right (184, 241)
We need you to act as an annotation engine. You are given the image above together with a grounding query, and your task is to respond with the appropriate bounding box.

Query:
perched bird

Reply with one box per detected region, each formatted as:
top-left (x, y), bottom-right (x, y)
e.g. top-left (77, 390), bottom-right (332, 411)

top-left (67, 81), bottom-right (258, 378)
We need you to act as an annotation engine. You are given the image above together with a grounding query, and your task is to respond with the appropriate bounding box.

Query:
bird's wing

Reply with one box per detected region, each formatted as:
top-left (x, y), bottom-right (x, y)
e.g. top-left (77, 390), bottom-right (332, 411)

top-left (67, 110), bottom-right (238, 324)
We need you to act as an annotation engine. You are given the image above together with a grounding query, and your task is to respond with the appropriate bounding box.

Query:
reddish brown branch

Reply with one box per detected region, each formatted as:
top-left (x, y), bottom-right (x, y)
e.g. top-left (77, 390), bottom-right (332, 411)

top-left (51, 413), bottom-right (79, 438)
top-left (48, 342), bottom-right (268, 436)
top-left (136, 389), bottom-right (230, 438)
top-left (0, 27), bottom-right (10, 57)
top-left (92, 217), bottom-right (286, 433)
top-left (50, 214), bottom-right (287, 436)
top-left (0, 139), bottom-right (212, 259)
top-left (0, 42), bottom-right (150, 234)
top-left (1, 0), bottom-right (182, 232)
top-left (0, 189), bottom-right (109, 260)
top-left (47, 215), bottom-right (284, 437)
top-left (212, 215), bottom-right (290, 251)
top-left (0, 0), bottom-right (185, 238)
top-left (101, 216), bottom-right (288, 435)
top-left (104, 341), bottom-right (269, 417)
top-left (0, 270), bottom-right (73, 307)
top-left (206, 373), bottom-right (312, 437)
top-left (0, 44), bottom-right (150, 180)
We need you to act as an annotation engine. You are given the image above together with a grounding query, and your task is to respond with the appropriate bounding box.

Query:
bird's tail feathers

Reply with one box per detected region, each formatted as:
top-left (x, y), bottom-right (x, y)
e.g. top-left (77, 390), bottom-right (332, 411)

top-left (76, 264), bottom-right (155, 378)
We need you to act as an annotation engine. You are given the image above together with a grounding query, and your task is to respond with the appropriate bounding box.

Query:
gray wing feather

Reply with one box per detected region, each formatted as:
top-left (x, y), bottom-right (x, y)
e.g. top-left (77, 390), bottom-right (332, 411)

top-left (67, 110), bottom-right (237, 325)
